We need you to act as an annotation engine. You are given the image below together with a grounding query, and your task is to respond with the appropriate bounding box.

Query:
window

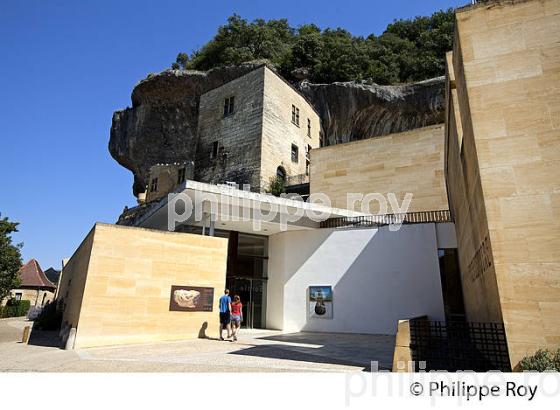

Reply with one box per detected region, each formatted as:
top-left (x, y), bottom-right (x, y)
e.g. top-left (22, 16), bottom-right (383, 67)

top-left (211, 141), bottom-right (219, 159)
top-left (306, 159), bottom-right (310, 176)
top-left (177, 167), bottom-right (186, 184)
top-left (15, 293), bottom-right (22, 301)
top-left (150, 177), bottom-right (158, 192)
top-left (276, 166), bottom-right (286, 181)
top-left (223, 96), bottom-right (235, 117)
top-left (307, 118), bottom-right (311, 137)
top-left (291, 144), bottom-right (299, 163)
top-left (306, 144), bottom-right (312, 160)
top-left (291, 105), bottom-right (300, 126)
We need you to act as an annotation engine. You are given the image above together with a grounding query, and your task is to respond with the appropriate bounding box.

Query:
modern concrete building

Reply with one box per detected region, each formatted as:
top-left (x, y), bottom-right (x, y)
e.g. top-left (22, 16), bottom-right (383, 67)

top-left (445, 0), bottom-right (560, 369)
top-left (61, 57), bottom-right (458, 351)
top-left (58, 0), bottom-right (559, 372)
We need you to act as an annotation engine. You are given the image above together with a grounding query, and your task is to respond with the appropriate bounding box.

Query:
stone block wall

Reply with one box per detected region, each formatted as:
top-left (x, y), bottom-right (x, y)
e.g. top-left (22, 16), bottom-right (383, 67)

top-left (260, 67), bottom-right (321, 191)
top-left (195, 67), bottom-right (265, 190)
top-left (58, 223), bottom-right (228, 348)
top-left (310, 124), bottom-right (449, 213)
top-left (446, 0), bottom-right (560, 369)
top-left (145, 162), bottom-right (194, 202)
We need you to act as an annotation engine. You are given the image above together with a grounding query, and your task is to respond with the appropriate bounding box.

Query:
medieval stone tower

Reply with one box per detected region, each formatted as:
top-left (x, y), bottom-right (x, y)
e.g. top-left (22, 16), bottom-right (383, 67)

top-left (144, 65), bottom-right (321, 202)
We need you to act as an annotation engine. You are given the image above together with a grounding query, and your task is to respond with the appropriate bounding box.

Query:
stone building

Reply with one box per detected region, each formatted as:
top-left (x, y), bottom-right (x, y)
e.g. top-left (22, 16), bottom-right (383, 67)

top-left (143, 65), bottom-right (321, 201)
top-left (145, 162), bottom-right (194, 202)
top-left (2, 259), bottom-right (56, 307)
top-left (445, 0), bottom-right (560, 369)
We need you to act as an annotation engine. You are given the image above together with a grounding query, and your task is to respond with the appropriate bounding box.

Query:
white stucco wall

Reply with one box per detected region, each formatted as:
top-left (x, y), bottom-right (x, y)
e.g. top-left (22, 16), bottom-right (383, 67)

top-left (267, 223), bottom-right (450, 335)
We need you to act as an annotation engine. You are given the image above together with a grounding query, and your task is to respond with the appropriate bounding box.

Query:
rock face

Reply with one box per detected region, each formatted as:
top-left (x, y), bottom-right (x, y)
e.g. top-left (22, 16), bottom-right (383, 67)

top-left (299, 77), bottom-right (445, 145)
top-left (109, 62), bottom-right (267, 196)
top-left (109, 62), bottom-right (445, 196)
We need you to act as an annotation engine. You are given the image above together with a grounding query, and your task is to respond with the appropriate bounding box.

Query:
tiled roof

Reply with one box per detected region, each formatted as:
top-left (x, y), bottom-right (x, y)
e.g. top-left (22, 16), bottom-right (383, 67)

top-left (18, 259), bottom-right (56, 289)
top-left (44, 268), bottom-right (61, 285)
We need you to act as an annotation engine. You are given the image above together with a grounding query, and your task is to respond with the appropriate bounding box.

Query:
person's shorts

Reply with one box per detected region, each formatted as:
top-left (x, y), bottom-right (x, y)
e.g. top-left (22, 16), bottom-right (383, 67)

top-left (219, 311), bottom-right (230, 326)
top-left (231, 314), bottom-right (241, 324)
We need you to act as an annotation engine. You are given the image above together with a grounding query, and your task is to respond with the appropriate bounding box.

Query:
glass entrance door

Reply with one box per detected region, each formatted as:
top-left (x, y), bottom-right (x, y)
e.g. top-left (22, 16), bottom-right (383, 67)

top-left (225, 231), bottom-right (268, 329)
top-left (225, 277), bottom-right (266, 329)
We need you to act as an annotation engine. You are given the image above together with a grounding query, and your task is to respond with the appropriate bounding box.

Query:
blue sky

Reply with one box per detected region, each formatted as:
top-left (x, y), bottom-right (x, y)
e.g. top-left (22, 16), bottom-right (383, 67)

top-left (0, 0), bottom-right (465, 270)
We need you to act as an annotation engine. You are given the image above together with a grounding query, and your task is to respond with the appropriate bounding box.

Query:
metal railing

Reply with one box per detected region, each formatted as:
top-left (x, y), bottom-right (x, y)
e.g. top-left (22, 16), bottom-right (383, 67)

top-left (409, 318), bottom-right (511, 371)
top-left (320, 210), bottom-right (451, 229)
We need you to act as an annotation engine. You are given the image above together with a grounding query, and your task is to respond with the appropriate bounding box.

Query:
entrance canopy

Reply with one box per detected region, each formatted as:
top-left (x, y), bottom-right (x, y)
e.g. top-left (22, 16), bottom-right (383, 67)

top-left (134, 180), bottom-right (368, 236)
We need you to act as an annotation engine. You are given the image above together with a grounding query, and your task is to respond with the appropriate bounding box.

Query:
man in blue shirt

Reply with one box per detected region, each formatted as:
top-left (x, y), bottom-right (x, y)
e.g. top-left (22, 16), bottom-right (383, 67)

top-left (219, 289), bottom-right (232, 340)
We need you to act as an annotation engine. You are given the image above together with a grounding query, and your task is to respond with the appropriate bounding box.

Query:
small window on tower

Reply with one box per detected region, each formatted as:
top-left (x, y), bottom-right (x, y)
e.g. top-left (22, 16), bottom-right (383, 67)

top-left (223, 96), bottom-right (235, 117)
top-left (150, 178), bottom-right (158, 192)
top-left (291, 144), bottom-right (299, 163)
top-left (177, 167), bottom-right (186, 184)
top-left (291, 105), bottom-right (300, 126)
top-left (307, 118), bottom-right (311, 137)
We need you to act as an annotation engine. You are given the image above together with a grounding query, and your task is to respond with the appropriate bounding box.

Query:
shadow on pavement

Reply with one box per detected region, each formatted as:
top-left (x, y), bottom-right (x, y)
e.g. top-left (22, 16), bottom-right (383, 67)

top-left (27, 327), bottom-right (62, 348)
top-left (228, 332), bottom-right (395, 371)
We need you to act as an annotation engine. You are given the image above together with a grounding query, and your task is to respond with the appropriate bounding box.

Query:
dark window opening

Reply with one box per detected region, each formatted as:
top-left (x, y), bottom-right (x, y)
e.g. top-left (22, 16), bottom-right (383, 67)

top-left (307, 118), bottom-right (311, 137)
top-left (438, 248), bottom-right (466, 321)
top-left (291, 105), bottom-right (300, 126)
top-left (211, 141), bottom-right (219, 159)
top-left (177, 167), bottom-right (186, 184)
top-left (150, 178), bottom-right (158, 192)
top-left (306, 159), bottom-right (310, 176)
top-left (276, 166), bottom-right (286, 181)
top-left (224, 96), bottom-right (235, 117)
top-left (291, 144), bottom-right (299, 163)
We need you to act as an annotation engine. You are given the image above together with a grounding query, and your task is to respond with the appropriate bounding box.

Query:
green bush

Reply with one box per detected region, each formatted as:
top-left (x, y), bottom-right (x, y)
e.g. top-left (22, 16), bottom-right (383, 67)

top-left (0, 299), bottom-right (31, 318)
top-left (34, 301), bottom-right (62, 330)
top-left (267, 176), bottom-right (286, 197)
top-left (519, 349), bottom-right (560, 371)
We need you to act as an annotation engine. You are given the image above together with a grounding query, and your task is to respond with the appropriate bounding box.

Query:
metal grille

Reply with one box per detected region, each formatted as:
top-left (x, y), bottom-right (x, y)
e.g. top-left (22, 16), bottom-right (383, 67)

top-left (409, 319), bottom-right (511, 372)
top-left (320, 210), bottom-right (451, 229)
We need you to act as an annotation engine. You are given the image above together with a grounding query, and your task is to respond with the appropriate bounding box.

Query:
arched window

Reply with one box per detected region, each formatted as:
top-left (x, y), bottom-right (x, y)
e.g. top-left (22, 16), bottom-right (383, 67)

top-left (276, 166), bottom-right (286, 181)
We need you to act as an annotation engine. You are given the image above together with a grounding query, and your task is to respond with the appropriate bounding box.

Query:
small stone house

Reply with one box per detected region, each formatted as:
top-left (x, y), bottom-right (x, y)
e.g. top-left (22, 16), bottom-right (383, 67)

top-left (4, 259), bottom-right (56, 307)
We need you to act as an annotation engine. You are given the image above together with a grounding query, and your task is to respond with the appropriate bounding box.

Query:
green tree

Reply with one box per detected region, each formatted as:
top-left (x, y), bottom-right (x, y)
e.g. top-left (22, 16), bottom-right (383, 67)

top-left (172, 52), bottom-right (190, 70)
top-left (172, 9), bottom-right (456, 85)
top-left (0, 214), bottom-right (22, 300)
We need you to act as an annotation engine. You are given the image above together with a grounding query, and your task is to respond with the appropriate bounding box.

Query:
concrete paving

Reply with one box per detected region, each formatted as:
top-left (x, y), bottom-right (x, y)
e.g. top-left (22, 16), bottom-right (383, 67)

top-left (0, 318), bottom-right (395, 372)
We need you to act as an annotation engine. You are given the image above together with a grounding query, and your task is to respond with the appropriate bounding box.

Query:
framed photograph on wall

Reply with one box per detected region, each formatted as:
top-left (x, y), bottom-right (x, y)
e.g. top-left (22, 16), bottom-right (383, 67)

top-left (308, 286), bottom-right (333, 319)
top-left (169, 285), bottom-right (214, 312)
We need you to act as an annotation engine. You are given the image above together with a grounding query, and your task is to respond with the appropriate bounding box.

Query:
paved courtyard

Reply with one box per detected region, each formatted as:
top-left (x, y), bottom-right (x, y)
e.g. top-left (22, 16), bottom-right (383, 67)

top-left (0, 318), bottom-right (395, 372)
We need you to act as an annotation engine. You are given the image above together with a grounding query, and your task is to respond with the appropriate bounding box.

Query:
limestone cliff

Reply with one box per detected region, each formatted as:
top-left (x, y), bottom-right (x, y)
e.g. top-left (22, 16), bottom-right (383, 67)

top-left (299, 77), bottom-right (445, 145)
top-left (109, 63), bottom-right (445, 196)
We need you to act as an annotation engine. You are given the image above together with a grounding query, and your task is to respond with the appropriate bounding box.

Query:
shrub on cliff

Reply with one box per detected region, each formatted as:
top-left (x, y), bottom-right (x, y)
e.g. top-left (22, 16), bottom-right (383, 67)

top-left (172, 9), bottom-right (455, 85)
